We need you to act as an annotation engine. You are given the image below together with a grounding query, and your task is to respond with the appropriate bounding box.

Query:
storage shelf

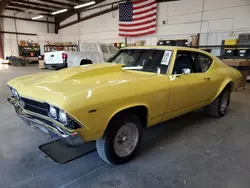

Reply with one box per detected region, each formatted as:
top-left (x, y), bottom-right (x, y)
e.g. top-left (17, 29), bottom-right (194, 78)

top-left (19, 46), bottom-right (40, 57)
top-left (44, 45), bottom-right (78, 52)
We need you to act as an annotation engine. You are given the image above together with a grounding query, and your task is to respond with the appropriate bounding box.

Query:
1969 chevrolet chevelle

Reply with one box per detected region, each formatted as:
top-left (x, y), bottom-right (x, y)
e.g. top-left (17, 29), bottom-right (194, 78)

top-left (7, 46), bottom-right (242, 164)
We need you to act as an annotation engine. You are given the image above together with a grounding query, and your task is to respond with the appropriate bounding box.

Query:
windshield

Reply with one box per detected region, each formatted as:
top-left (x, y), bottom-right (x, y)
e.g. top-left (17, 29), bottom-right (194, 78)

top-left (108, 49), bottom-right (172, 74)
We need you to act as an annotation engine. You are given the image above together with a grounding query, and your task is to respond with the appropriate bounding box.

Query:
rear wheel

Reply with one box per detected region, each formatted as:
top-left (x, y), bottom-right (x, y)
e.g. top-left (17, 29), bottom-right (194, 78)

top-left (205, 89), bottom-right (230, 117)
top-left (96, 113), bottom-right (143, 165)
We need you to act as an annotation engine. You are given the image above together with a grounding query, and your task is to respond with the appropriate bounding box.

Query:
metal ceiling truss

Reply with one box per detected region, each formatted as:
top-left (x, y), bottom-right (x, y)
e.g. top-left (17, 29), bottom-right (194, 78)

top-left (37, 0), bottom-right (74, 8)
top-left (1, 0), bottom-right (179, 32)
top-left (0, 15), bottom-right (55, 24)
top-left (4, 0), bottom-right (103, 17)
top-left (58, 0), bottom-right (179, 30)
top-left (0, 0), bottom-right (11, 13)
top-left (11, 0), bottom-right (63, 10)
top-left (9, 2), bottom-right (57, 13)
top-left (5, 7), bottom-right (52, 17)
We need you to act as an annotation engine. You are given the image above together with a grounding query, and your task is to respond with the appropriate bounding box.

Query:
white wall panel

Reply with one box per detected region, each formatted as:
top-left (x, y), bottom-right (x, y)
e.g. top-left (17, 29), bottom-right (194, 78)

top-left (1, 10), bottom-right (56, 57)
top-left (167, 0), bottom-right (203, 16)
top-left (167, 13), bottom-right (202, 25)
top-left (204, 0), bottom-right (249, 10)
top-left (80, 0), bottom-right (117, 18)
top-left (2, 18), bottom-right (54, 34)
top-left (60, 14), bottom-right (77, 26)
top-left (59, 0), bottom-right (250, 47)
top-left (2, 10), bottom-right (55, 22)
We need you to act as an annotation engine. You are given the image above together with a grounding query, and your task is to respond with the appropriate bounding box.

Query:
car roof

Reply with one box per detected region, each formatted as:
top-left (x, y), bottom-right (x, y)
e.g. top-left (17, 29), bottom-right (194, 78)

top-left (123, 46), bottom-right (211, 55)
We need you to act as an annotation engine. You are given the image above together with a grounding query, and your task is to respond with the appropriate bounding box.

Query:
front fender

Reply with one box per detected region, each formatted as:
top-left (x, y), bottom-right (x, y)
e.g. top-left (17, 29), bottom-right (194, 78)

top-left (74, 102), bottom-right (150, 142)
top-left (107, 103), bottom-right (150, 126)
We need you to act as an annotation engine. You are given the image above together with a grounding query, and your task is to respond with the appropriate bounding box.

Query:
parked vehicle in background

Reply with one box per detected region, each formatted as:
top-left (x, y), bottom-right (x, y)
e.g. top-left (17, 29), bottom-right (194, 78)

top-left (44, 42), bottom-right (118, 70)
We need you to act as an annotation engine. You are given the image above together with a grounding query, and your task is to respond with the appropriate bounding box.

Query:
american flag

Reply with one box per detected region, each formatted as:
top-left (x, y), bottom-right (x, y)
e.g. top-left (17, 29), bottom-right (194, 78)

top-left (119, 0), bottom-right (157, 37)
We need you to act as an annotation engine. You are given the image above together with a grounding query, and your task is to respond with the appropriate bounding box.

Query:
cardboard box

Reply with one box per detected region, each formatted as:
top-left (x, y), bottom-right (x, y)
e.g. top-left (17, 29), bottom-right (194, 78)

top-left (39, 60), bottom-right (45, 69)
top-left (126, 43), bottom-right (135, 47)
top-left (191, 35), bottom-right (199, 47)
top-left (222, 59), bottom-right (250, 67)
top-left (135, 40), bottom-right (145, 46)
top-left (19, 41), bottom-right (27, 46)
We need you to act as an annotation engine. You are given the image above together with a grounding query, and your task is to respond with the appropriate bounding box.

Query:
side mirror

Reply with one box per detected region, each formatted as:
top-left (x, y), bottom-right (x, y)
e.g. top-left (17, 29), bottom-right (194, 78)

top-left (182, 68), bottom-right (191, 75)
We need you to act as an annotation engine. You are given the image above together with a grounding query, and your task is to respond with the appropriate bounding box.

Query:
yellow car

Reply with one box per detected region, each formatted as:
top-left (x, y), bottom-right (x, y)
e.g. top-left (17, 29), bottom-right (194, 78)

top-left (7, 46), bottom-right (242, 165)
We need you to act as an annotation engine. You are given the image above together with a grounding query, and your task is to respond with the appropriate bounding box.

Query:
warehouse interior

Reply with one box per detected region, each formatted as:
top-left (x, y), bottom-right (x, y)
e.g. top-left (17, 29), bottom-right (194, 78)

top-left (1, 0), bottom-right (250, 187)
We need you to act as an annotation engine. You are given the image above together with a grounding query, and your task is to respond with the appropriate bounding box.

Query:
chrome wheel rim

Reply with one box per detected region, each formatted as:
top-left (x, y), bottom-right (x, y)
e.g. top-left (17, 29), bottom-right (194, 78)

top-left (220, 92), bottom-right (229, 112)
top-left (114, 123), bottom-right (139, 157)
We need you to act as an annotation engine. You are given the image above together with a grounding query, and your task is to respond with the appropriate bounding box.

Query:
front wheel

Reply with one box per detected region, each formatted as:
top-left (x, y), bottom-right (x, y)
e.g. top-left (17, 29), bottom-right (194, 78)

top-left (96, 113), bottom-right (143, 165)
top-left (205, 89), bottom-right (231, 117)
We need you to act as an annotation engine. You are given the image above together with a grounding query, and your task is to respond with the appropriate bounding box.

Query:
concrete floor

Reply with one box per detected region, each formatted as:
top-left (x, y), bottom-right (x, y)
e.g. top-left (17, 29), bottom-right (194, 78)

top-left (0, 64), bottom-right (250, 188)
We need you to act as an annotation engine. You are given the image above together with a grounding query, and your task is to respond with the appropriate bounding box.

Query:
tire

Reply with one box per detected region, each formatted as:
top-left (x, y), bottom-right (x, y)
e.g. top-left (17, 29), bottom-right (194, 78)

top-left (205, 89), bottom-right (231, 117)
top-left (96, 113), bottom-right (143, 165)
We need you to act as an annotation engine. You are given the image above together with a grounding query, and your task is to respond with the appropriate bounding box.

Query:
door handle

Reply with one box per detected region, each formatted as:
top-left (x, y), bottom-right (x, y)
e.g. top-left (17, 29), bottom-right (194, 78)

top-left (204, 77), bottom-right (211, 81)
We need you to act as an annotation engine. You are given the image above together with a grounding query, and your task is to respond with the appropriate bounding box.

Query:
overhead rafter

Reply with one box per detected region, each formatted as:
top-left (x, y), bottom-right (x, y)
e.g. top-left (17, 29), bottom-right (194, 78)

top-left (0, 0), bottom-right (11, 13)
top-left (0, 15), bottom-right (55, 24)
top-left (11, 0), bottom-right (63, 10)
top-left (1, 31), bottom-right (37, 36)
top-left (36, 0), bottom-right (74, 8)
top-left (5, 7), bottom-right (53, 17)
top-left (57, 0), bottom-right (105, 22)
top-left (9, 2), bottom-right (57, 13)
top-left (62, 0), bottom-right (87, 4)
top-left (60, 5), bottom-right (118, 30)
top-left (58, 0), bottom-right (178, 22)
top-left (5, 7), bottom-right (22, 12)
top-left (58, 0), bottom-right (180, 30)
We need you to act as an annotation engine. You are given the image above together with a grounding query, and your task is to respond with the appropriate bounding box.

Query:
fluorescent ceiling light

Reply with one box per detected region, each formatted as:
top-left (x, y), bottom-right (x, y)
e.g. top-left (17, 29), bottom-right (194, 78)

top-left (52, 9), bottom-right (68, 15)
top-left (74, 1), bottom-right (96, 9)
top-left (32, 15), bottom-right (44, 20)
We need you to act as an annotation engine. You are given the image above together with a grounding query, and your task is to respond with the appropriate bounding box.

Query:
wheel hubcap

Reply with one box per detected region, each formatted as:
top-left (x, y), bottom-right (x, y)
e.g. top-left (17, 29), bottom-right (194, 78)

top-left (114, 123), bottom-right (139, 157)
top-left (220, 92), bottom-right (229, 112)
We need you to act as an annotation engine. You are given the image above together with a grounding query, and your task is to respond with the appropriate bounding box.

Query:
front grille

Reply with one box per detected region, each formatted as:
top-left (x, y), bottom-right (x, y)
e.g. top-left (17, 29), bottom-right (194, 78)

top-left (21, 97), bottom-right (48, 116)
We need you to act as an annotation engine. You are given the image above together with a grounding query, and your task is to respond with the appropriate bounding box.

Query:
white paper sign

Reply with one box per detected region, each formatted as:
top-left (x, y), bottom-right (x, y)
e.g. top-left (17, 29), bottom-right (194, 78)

top-left (161, 50), bottom-right (172, 65)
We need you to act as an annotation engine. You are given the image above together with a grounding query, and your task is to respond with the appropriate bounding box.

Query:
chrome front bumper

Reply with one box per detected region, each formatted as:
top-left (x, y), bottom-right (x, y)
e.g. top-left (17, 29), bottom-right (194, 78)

top-left (7, 97), bottom-right (84, 146)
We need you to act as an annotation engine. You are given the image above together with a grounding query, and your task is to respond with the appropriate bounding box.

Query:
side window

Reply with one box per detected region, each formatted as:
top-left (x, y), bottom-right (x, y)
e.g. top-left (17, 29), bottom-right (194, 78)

top-left (100, 45), bottom-right (109, 54)
top-left (172, 51), bottom-right (198, 74)
top-left (189, 53), bottom-right (202, 73)
top-left (136, 50), bottom-right (155, 67)
top-left (198, 53), bottom-right (212, 72)
top-left (109, 46), bottom-right (118, 54)
top-left (143, 50), bottom-right (165, 74)
top-left (112, 50), bottom-right (141, 66)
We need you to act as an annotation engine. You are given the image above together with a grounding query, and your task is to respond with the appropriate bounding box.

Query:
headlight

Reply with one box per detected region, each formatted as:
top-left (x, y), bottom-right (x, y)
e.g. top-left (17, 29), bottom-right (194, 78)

top-left (47, 105), bottom-right (81, 129)
top-left (49, 106), bottom-right (57, 118)
top-left (59, 110), bottom-right (67, 124)
top-left (11, 88), bottom-right (19, 98)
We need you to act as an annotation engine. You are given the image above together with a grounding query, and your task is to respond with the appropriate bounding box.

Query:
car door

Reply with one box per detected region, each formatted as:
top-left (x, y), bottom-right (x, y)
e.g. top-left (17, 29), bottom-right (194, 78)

top-left (166, 50), bottom-right (208, 114)
top-left (180, 51), bottom-right (209, 105)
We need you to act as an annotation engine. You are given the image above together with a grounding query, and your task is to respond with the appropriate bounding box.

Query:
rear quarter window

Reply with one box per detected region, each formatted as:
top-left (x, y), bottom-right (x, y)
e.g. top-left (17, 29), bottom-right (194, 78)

top-left (100, 45), bottom-right (109, 54)
top-left (108, 46), bottom-right (117, 54)
top-left (198, 53), bottom-right (213, 72)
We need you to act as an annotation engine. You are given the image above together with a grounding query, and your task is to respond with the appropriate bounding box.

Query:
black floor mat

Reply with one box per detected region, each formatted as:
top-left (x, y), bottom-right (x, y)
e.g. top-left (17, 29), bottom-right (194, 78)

top-left (39, 140), bottom-right (96, 164)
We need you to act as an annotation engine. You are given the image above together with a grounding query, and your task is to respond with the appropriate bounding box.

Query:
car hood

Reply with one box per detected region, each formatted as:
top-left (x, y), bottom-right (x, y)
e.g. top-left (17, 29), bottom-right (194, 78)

top-left (7, 63), bottom-right (156, 107)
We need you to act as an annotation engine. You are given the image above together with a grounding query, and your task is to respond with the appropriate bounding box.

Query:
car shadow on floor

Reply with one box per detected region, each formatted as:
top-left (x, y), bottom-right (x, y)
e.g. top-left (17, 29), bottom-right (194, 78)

top-left (136, 110), bottom-right (222, 158)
